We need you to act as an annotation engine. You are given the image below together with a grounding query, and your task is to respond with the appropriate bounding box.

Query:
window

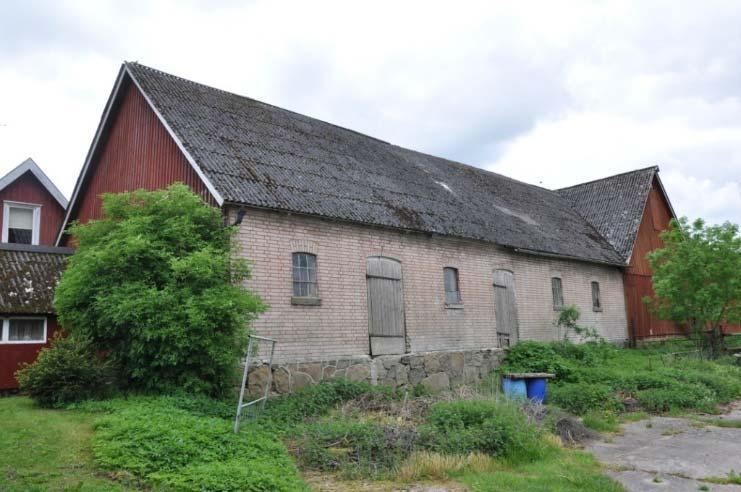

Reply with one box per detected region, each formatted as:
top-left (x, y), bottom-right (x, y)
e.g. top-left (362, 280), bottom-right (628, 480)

top-left (591, 281), bottom-right (602, 311)
top-left (2, 202), bottom-right (40, 245)
top-left (1, 317), bottom-right (47, 343)
top-left (443, 267), bottom-right (461, 305)
top-left (551, 277), bottom-right (564, 310)
top-left (292, 252), bottom-right (318, 298)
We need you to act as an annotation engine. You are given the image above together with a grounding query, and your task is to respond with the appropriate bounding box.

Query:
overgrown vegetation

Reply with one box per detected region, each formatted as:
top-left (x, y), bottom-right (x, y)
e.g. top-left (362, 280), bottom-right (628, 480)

top-left (50, 184), bottom-right (265, 397)
top-left (646, 217), bottom-right (740, 357)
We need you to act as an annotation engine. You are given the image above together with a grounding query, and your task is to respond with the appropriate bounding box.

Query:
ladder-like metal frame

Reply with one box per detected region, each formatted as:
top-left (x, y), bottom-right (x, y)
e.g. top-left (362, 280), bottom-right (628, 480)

top-left (234, 335), bottom-right (276, 433)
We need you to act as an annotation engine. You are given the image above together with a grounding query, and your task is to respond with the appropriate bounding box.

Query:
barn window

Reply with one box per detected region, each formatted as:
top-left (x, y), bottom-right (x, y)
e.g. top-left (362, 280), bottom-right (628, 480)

top-left (591, 281), bottom-right (602, 311)
top-left (2, 202), bottom-right (40, 245)
top-left (1, 317), bottom-right (47, 343)
top-left (443, 267), bottom-right (461, 305)
top-left (292, 252), bottom-right (319, 303)
top-left (551, 277), bottom-right (564, 310)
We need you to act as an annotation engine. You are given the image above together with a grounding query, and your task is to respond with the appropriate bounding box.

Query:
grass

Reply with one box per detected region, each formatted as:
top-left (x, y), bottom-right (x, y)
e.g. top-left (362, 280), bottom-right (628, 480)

top-left (0, 397), bottom-right (130, 492)
top-left (582, 411), bottom-right (620, 433)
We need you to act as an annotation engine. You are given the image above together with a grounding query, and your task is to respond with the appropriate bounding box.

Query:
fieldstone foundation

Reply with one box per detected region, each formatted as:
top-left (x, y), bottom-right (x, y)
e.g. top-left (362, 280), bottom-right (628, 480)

top-left (246, 347), bottom-right (504, 395)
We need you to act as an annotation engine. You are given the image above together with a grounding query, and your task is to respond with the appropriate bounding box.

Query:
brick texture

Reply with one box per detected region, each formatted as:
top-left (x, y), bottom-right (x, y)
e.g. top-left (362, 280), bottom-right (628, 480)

top-left (232, 207), bottom-right (628, 363)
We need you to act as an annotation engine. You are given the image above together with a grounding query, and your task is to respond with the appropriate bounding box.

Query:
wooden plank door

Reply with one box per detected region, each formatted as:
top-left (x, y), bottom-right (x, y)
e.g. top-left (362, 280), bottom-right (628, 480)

top-left (366, 256), bottom-right (406, 355)
top-left (493, 269), bottom-right (519, 347)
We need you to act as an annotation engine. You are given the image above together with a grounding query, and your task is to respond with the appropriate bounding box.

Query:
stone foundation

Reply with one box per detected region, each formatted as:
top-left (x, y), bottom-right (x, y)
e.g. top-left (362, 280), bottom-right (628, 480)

top-left (246, 347), bottom-right (504, 395)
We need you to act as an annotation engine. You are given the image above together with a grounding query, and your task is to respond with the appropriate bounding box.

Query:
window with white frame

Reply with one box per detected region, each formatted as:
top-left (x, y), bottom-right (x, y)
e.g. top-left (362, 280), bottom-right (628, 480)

top-left (292, 252), bottom-right (318, 297)
top-left (1, 317), bottom-right (47, 343)
top-left (2, 201), bottom-right (41, 245)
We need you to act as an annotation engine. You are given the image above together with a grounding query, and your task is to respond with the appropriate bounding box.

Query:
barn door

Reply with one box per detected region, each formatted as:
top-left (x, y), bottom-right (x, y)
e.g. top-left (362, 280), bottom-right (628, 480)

top-left (366, 256), bottom-right (406, 355)
top-left (493, 269), bottom-right (519, 347)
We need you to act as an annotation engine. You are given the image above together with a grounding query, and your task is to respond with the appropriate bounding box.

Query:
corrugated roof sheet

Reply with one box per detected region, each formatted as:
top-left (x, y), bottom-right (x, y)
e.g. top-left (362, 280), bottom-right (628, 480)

top-left (0, 244), bottom-right (72, 314)
top-left (557, 167), bottom-right (657, 261)
top-left (125, 62), bottom-right (624, 265)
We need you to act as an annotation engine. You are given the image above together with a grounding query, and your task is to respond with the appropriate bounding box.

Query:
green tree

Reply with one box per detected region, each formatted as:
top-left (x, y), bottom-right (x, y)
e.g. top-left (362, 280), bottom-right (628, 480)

top-left (646, 217), bottom-right (740, 357)
top-left (54, 184), bottom-right (265, 395)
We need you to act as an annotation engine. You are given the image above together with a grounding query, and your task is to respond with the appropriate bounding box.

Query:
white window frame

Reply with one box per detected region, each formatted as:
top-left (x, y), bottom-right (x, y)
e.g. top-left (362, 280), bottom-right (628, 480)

top-left (2, 201), bottom-right (42, 245)
top-left (0, 316), bottom-right (48, 344)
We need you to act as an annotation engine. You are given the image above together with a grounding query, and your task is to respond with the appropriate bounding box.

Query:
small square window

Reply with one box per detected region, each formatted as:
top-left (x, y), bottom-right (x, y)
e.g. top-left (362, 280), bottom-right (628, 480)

top-left (3, 202), bottom-right (40, 245)
top-left (444, 267), bottom-right (461, 304)
top-left (551, 277), bottom-right (564, 310)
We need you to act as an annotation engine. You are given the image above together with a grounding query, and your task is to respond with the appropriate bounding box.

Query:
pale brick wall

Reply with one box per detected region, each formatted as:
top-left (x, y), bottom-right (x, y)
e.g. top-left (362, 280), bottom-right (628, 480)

top-left (232, 207), bottom-right (628, 362)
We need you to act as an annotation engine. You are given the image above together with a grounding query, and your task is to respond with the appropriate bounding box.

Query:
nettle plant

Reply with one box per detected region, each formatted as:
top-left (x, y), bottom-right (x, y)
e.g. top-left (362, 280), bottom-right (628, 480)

top-left (54, 183), bottom-right (265, 396)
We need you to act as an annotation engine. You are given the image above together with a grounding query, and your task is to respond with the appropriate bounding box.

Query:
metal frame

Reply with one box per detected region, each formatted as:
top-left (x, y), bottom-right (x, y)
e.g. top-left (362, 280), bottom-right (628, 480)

top-left (234, 335), bottom-right (276, 433)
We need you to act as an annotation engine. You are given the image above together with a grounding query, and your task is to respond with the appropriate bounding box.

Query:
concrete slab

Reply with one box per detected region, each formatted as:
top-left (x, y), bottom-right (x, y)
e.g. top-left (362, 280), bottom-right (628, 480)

top-left (588, 402), bottom-right (741, 492)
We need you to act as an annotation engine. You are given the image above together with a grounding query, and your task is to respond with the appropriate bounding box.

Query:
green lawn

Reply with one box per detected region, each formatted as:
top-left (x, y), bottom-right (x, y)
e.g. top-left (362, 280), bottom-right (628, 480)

top-left (0, 397), bottom-right (132, 491)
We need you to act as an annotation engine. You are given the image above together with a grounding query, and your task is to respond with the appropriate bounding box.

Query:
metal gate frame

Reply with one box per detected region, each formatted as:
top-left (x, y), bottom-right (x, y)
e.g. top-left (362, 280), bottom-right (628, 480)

top-left (234, 335), bottom-right (276, 433)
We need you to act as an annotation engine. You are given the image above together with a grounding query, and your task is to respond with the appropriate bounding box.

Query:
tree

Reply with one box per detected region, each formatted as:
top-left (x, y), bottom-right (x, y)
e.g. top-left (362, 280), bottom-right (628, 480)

top-left (54, 184), bottom-right (265, 395)
top-left (646, 217), bottom-right (740, 357)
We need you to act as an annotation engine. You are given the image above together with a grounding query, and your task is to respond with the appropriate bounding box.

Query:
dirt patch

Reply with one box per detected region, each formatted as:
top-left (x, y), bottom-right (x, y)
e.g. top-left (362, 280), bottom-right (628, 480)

top-left (554, 416), bottom-right (599, 446)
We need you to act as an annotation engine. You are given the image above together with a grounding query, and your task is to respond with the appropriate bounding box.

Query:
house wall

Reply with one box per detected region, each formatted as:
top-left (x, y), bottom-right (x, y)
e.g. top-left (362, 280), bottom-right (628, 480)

top-left (0, 315), bottom-right (60, 390)
top-left (232, 206), bottom-right (628, 363)
top-left (0, 172), bottom-right (65, 246)
top-left (63, 81), bottom-right (215, 240)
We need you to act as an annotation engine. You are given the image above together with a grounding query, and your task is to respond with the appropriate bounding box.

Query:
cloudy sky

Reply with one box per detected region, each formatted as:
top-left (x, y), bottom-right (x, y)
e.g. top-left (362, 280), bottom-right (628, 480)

top-left (1, 0), bottom-right (739, 225)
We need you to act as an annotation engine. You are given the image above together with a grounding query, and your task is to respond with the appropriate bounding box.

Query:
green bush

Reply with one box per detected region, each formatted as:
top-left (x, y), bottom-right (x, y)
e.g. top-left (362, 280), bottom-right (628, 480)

top-left (16, 334), bottom-right (115, 407)
top-left (551, 341), bottom-right (617, 366)
top-left (294, 421), bottom-right (416, 478)
top-left (499, 341), bottom-right (573, 379)
top-left (91, 397), bottom-right (305, 491)
top-left (636, 383), bottom-right (715, 412)
top-left (420, 399), bottom-right (549, 462)
top-left (549, 383), bottom-right (622, 415)
top-left (54, 184), bottom-right (265, 396)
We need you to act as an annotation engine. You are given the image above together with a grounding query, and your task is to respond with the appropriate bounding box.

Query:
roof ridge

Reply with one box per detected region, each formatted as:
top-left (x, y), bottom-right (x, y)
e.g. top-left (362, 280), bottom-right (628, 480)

top-left (557, 165), bottom-right (659, 192)
top-left (125, 61), bottom-right (391, 145)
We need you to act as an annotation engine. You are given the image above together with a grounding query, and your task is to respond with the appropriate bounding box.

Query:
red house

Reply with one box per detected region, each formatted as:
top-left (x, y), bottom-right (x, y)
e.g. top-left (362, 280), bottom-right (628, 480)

top-left (0, 158), bottom-right (71, 390)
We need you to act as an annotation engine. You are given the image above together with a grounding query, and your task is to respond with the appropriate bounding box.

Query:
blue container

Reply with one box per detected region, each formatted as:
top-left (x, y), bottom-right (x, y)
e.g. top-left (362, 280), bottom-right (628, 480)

top-left (526, 378), bottom-right (548, 403)
top-left (502, 377), bottom-right (527, 400)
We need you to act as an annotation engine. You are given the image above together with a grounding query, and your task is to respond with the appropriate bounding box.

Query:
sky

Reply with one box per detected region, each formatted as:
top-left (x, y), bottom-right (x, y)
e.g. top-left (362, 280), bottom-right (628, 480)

top-left (1, 0), bottom-right (739, 225)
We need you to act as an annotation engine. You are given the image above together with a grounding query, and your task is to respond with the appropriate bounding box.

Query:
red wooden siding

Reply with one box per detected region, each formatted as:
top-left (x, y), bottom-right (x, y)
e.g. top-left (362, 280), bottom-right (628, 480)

top-left (0, 172), bottom-right (65, 246)
top-left (0, 315), bottom-right (60, 390)
top-left (66, 81), bottom-right (215, 237)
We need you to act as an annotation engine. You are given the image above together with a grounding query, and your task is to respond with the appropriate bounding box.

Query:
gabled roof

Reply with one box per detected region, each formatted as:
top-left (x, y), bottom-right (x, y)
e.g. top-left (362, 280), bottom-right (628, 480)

top-left (61, 62), bottom-right (625, 266)
top-left (0, 243), bottom-right (73, 314)
top-left (557, 166), bottom-right (675, 262)
top-left (0, 158), bottom-right (68, 209)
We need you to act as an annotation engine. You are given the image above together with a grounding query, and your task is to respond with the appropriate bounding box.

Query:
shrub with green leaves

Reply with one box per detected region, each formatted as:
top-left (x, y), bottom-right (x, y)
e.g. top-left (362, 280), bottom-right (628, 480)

top-left (499, 341), bottom-right (573, 379)
top-left (420, 399), bottom-right (549, 462)
top-left (16, 334), bottom-right (115, 407)
top-left (549, 383), bottom-right (623, 415)
top-left (636, 383), bottom-right (716, 412)
top-left (54, 184), bottom-right (265, 396)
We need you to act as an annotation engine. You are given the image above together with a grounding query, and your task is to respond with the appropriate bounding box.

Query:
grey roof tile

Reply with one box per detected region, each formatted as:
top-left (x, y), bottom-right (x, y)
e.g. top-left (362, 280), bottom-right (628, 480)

top-left (0, 244), bottom-right (72, 313)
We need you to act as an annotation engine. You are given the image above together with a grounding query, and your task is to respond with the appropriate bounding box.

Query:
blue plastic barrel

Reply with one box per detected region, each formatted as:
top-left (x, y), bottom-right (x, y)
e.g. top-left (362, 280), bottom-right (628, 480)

top-left (502, 377), bottom-right (527, 400)
top-left (526, 377), bottom-right (547, 403)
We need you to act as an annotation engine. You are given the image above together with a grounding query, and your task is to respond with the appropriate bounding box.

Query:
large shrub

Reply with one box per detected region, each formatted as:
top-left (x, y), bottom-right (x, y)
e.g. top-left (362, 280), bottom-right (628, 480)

top-left (54, 184), bottom-right (265, 396)
top-left (16, 334), bottom-right (114, 407)
top-left (499, 341), bottom-right (572, 379)
top-left (549, 383), bottom-right (622, 415)
top-left (420, 399), bottom-right (549, 462)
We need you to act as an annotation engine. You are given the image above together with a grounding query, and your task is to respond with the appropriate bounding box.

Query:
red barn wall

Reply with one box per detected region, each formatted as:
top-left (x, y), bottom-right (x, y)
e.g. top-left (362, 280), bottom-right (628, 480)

top-left (65, 80), bottom-right (214, 238)
top-left (0, 315), bottom-right (60, 390)
top-left (0, 172), bottom-right (65, 246)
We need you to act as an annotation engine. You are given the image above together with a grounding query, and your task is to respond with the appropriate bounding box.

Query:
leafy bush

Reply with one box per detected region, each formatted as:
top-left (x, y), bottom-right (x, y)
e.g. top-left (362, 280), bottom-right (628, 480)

top-left (636, 384), bottom-right (715, 412)
top-left (90, 397), bottom-right (305, 491)
top-left (551, 341), bottom-right (617, 366)
top-left (499, 341), bottom-right (572, 379)
top-left (54, 184), bottom-right (265, 396)
top-left (420, 399), bottom-right (549, 462)
top-left (293, 421), bottom-right (416, 478)
top-left (549, 383), bottom-right (623, 415)
top-left (16, 334), bottom-right (115, 407)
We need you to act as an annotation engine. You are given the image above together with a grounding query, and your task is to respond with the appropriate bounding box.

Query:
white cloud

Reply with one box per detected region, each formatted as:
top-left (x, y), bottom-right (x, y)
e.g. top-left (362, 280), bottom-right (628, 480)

top-left (0, 0), bottom-right (739, 225)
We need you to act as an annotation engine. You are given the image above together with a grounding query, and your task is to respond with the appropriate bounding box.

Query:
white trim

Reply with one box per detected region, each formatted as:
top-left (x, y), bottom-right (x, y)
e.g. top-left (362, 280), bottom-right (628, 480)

top-left (0, 316), bottom-right (47, 344)
top-left (2, 201), bottom-right (41, 245)
top-left (56, 63), bottom-right (223, 246)
top-left (124, 64), bottom-right (224, 206)
top-left (0, 158), bottom-right (68, 209)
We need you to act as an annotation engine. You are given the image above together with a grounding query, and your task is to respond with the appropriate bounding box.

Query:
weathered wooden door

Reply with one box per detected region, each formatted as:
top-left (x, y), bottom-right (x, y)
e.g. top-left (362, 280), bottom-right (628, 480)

top-left (493, 269), bottom-right (519, 347)
top-left (366, 256), bottom-right (406, 355)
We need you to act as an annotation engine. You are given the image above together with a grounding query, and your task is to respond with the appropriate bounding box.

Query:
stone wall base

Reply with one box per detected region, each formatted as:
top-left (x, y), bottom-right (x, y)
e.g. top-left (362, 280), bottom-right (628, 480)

top-left (246, 348), bottom-right (505, 395)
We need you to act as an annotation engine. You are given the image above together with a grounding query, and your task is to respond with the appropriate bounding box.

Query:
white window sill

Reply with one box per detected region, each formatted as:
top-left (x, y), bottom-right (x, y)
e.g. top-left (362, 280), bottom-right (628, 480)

top-left (0, 340), bottom-right (46, 345)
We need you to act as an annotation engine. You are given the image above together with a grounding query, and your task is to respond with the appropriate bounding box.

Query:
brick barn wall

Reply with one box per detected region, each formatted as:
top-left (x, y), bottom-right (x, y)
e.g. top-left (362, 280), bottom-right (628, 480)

top-left (232, 207), bottom-right (628, 363)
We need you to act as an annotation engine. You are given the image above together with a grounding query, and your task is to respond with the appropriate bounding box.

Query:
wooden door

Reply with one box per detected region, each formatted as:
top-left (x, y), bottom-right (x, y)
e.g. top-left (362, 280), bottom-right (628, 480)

top-left (493, 269), bottom-right (519, 347)
top-left (366, 256), bottom-right (406, 355)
